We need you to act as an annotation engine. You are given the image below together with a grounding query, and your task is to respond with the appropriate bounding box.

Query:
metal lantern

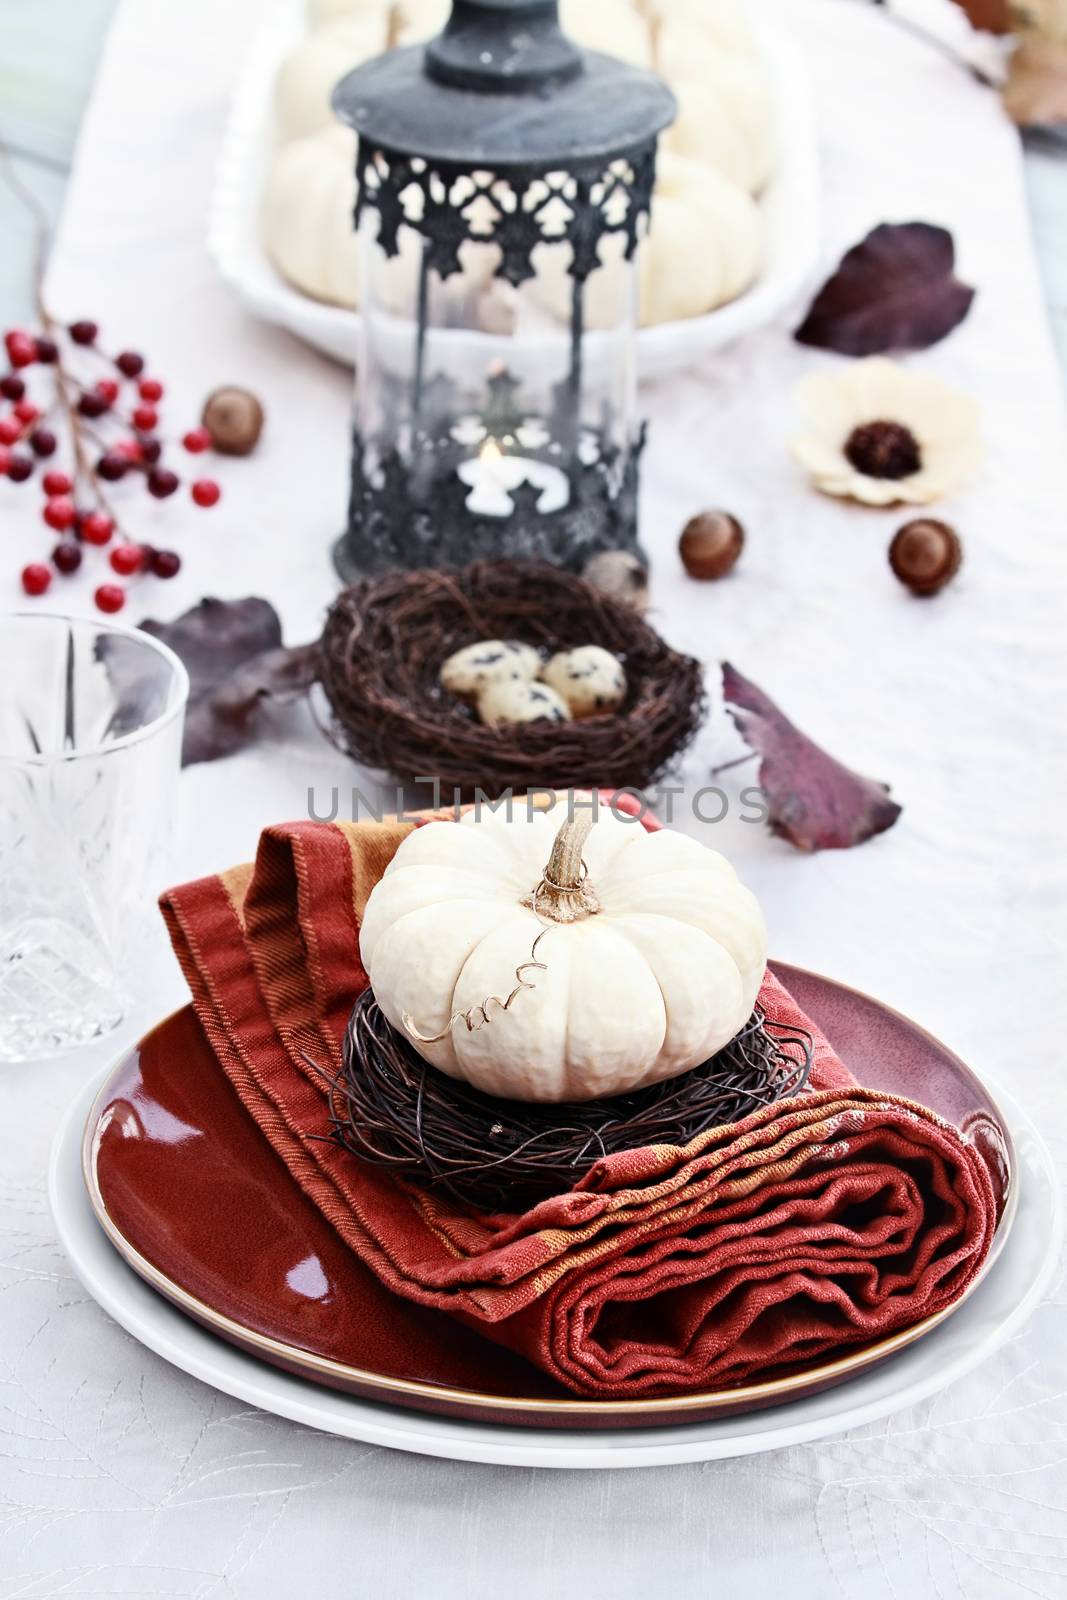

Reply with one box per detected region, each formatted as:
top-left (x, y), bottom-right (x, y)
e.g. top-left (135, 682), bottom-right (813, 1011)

top-left (332, 0), bottom-right (675, 580)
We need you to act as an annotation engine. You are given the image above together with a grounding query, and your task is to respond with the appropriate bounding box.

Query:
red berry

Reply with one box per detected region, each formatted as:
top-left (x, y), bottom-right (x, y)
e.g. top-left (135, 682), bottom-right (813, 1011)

top-left (0, 445), bottom-right (10, 476)
top-left (182, 426), bottom-right (212, 453)
top-left (6, 453), bottom-right (33, 482)
top-left (141, 438), bottom-right (162, 464)
top-left (97, 452), bottom-right (128, 482)
top-left (13, 398), bottom-right (38, 424)
top-left (116, 351), bottom-right (144, 378)
top-left (43, 496), bottom-right (76, 532)
top-left (0, 417), bottom-right (21, 445)
top-left (94, 583), bottom-right (126, 614)
top-left (109, 542), bottom-right (143, 576)
top-left (150, 549), bottom-right (181, 579)
top-left (77, 391), bottom-right (109, 419)
top-left (81, 511), bottom-right (114, 546)
top-left (30, 428), bottom-right (57, 458)
top-left (5, 331), bottom-right (36, 368)
top-left (21, 562), bottom-right (51, 596)
top-left (69, 320), bottom-right (99, 345)
top-left (191, 478), bottom-right (220, 508)
top-left (115, 437), bottom-right (143, 463)
top-left (43, 469), bottom-right (73, 497)
top-left (132, 404), bottom-right (159, 432)
top-left (147, 466), bottom-right (179, 499)
top-left (52, 542), bottom-right (82, 575)
top-left (96, 378), bottom-right (120, 405)
top-left (138, 378), bottom-right (164, 402)
top-left (0, 374), bottom-right (25, 401)
top-left (34, 337), bottom-right (58, 364)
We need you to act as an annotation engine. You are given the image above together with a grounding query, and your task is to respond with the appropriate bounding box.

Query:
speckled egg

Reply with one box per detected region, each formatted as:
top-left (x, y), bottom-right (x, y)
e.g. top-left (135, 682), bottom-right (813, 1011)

top-left (439, 639), bottom-right (541, 699)
top-left (477, 678), bottom-right (572, 727)
top-left (541, 646), bottom-right (627, 719)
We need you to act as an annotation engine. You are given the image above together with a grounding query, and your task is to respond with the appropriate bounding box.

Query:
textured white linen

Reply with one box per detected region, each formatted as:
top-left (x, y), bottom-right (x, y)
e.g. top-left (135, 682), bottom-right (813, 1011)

top-left (3, 0), bottom-right (1066, 1593)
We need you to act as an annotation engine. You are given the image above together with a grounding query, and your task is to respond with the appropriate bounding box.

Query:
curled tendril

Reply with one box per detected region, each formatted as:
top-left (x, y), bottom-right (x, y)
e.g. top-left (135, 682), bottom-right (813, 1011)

top-left (400, 878), bottom-right (560, 1046)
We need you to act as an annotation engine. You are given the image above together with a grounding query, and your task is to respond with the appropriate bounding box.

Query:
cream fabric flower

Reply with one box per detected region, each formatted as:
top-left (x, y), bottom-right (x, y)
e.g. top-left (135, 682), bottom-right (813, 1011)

top-left (792, 358), bottom-right (982, 506)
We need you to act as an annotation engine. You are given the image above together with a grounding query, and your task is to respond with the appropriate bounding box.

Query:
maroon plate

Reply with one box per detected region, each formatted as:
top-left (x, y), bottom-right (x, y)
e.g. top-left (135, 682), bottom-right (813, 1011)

top-left (84, 963), bottom-right (1015, 1430)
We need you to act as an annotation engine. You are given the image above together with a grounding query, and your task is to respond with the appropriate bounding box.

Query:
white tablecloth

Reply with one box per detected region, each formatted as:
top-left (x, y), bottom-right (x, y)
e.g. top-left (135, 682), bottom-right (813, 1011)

top-left (5, 0), bottom-right (1067, 1592)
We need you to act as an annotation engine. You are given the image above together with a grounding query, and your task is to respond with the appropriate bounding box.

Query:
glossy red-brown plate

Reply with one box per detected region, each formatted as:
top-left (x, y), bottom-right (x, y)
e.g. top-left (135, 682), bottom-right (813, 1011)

top-left (84, 962), bottom-right (1015, 1430)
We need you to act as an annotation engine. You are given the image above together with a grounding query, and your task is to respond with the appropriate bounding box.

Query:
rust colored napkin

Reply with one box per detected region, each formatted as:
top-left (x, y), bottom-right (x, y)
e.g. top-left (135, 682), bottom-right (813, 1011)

top-left (160, 816), bottom-right (996, 1398)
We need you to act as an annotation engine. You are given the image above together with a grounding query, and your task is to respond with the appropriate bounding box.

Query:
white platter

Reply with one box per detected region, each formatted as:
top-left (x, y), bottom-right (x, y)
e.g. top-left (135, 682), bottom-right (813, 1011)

top-left (50, 1060), bottom-right (1061, 1470)
top-left (207, 0), bottom-right (821, 379)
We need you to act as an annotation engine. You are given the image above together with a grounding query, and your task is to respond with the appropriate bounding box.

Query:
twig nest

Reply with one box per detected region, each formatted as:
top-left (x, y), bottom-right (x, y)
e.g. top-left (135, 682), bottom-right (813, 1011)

top-left (440, 639), bottom-right (541, 698)
top-left (580, 550), bottom-right (649, 614)
top-left (889, 518), bottom-right (962, 596)
top-left (542, 645), bottom-right (627, 719)
top-left (478, 678), bottom-right (571, 727)
top-left (201, 386), bottom-right (264, 456)
top-left (680, 511), bottom-right (744, 580)
top-left (316, 561), bottom-right (706, 798)
top-left (333, 993), bottom-right (813, 1211)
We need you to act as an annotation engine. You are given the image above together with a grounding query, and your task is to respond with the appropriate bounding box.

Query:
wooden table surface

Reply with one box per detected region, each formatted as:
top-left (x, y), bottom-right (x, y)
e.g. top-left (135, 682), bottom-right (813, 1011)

top-left (1, 0), bottom-right (1065, 371)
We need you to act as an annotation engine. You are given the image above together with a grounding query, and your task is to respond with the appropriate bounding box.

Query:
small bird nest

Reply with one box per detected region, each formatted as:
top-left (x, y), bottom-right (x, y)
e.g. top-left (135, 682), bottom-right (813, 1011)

top-left (316, 561), bottom-right (705, 797)
top-left (327, 991), bottom-right (814, 1213)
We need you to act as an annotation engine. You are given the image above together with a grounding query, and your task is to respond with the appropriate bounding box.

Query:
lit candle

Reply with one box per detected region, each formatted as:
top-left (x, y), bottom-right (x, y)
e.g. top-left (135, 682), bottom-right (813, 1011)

top-left (457, 439), bottom-right (570, 518)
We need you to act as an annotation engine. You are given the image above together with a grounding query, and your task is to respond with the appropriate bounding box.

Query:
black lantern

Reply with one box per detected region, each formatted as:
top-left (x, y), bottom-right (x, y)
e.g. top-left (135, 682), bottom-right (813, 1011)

top-left (331, 0), bottom-right (675, 581)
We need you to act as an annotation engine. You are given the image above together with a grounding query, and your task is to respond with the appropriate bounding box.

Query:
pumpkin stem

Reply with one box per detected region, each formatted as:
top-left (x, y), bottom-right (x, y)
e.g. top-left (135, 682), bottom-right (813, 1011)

top-left (525, 810), bottom-right (601, 923)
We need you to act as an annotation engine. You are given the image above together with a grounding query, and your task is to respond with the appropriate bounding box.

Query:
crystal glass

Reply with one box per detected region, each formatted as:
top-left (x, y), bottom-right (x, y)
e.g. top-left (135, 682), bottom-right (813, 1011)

top-left (0, 613), bottom-right (188, 1061)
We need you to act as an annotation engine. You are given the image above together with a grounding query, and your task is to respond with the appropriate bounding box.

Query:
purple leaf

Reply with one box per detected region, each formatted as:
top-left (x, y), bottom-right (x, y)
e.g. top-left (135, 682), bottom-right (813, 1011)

top-left (795, 223), bottom-right (976, 355)
top-left (721, 663), bottom-right (902, 852)
top-left (138, 597), bottom-right (318, 764)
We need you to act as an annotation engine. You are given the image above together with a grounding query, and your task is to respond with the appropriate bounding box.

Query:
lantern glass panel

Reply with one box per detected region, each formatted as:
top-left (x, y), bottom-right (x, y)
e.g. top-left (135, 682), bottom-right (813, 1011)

top-left (332, 0), bottom-right (676, 579)
top-left (347, 153), bottom-right (643, 574)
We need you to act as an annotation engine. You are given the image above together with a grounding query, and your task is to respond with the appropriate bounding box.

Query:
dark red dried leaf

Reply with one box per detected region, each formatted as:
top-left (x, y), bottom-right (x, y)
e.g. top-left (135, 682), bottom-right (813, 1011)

top-left (721, 662), bottom-right (902, 853)
top-left (795, 222), bottom-right (976, 355)
top-left (948, 0), bottom-right (1012, 33)
top-left (138, 597), bottom-right (318, 764)
top-left (140, 597), bottom-right (281, 691)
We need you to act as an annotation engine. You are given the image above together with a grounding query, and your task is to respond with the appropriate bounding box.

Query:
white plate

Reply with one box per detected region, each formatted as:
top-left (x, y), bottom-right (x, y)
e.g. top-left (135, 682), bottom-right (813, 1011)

top-left (207, 0), bottom-right (820, 379)
top-left (50, 1060), bottom-right (1061, 1470)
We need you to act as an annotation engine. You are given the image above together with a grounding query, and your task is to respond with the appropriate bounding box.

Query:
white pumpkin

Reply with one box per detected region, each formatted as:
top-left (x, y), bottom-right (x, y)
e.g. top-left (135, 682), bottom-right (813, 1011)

top-left (306, 0), bottom-right (448, 35)
top-left (661, 30), bottom-right (775, 195)
top-left (307, 0), bottom-right (387, 25)
top-left (272, 0), bottom-right (777, 327)
top-left (394, 0), bottom-right (451, 45)
top-left (561, 0), bottom-right (653, 67)
top-left (645, 0), bottom-right (759, 58)
top-left (263, 126), bottom-right (428, 309)
top-left (263, 127), bottom-right (363, 307)
top-left (360, 807), bottom-right (768, 1102)
top-left (528, 153), bottom-right (761, 329)
top-left (276, 18), bottom-right (390, 144)
top-left (640, 154), bottom-right (762, 323)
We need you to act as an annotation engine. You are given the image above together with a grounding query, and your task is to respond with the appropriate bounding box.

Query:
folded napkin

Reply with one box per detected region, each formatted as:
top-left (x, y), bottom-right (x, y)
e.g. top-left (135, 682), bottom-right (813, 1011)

top-left (161, 815), bottom-right (997, 1398)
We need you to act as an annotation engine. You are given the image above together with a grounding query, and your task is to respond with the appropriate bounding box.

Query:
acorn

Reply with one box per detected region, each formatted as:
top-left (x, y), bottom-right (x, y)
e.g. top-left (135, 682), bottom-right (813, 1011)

top-left (581, 550), bottom-right (649, 613)
top-left (201, 386), bottom-right (264, 456)
top-left (679, 511), bottom-right (744, 580)
top-left (889, 518), bottom-right (962, 596)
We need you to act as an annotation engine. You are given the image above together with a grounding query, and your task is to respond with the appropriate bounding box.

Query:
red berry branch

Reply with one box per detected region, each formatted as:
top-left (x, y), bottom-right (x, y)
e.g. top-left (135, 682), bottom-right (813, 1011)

top-left (1, 143), bottom-right (262, 613)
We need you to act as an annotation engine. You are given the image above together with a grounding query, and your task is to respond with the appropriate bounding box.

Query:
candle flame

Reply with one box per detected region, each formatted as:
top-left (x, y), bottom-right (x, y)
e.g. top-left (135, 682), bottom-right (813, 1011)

top-left (480, 439), bottom-right (503, 465)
